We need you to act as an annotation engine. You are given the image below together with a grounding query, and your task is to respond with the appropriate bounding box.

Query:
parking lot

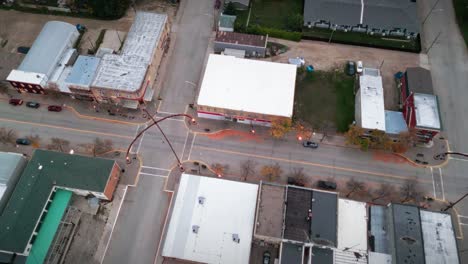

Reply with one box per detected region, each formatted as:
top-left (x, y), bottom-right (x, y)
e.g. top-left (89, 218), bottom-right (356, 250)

top-left (265, 38), bottom-right (427, 110)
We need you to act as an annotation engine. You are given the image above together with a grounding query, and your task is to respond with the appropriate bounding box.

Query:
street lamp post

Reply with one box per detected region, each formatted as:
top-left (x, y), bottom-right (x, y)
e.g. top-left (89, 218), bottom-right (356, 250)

top-left (434, 152), bottom-right (468, 161)
top-left (125, 110), bottom-right (196, 172)
top-left (442, 192), bottom-right (468, 212)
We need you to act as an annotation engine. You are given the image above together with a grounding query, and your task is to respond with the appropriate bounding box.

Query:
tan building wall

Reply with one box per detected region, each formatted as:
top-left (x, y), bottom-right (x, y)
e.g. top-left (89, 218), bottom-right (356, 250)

top-left (103, 163), bottom-right (121, 200)
top-left (197, 104), bottom-right (290, 123)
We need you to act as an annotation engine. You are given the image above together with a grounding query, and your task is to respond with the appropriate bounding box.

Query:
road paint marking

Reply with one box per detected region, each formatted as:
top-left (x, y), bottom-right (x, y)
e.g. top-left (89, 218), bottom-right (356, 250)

top-left (460, 223), bottom-right (468, 226)
top-left (141, 166), bottom-right (170, 171)
top-left (185, 80), bottom-right (197, 86)
top-left (0, 117), bottom-right (133, 140)
top-left (180, 130), bottom-right (190, 160)
top-left (188, 133), bottom-right (197, 161)
top-left (458, 215), bottom-right (468, 219)
top-left (430, 167), bottom-right (437, 199)
top-left (449, 157), bottom-right (468, 162)
top-left (439, 168), bottom-right (445, 201)
top-left (139, 172), bottom-right (168, 178)
top-left (136, 129), bottom-right (146, 154)
top-left (360, 0), bottom-right (364, 24)
top-left (194, 145), bottom-right (431, 181)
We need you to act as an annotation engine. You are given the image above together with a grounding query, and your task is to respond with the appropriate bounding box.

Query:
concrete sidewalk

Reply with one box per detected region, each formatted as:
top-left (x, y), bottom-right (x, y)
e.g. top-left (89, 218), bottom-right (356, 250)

top-left (398, 136), bottom-right (449, 167)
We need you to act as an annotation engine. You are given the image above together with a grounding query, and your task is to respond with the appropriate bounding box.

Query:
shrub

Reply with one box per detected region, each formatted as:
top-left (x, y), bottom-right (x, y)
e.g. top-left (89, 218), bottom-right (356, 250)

top-left (245, 25), bottom-right (302, 42)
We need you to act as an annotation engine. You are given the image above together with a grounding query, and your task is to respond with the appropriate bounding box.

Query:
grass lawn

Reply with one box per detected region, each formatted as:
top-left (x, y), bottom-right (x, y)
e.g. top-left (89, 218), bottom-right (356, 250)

top-left (248, 0), bottom-right (303, 30)
top-left (453, 0), bottom-right (468, 47)
top-left (294, 70), bottom-right (355, 133)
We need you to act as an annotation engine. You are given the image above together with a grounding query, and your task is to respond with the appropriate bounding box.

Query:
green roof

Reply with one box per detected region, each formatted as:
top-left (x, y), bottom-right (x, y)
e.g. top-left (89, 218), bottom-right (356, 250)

top-left (26, 189), bottom-right (72, 264)
top-left (219, 14), bottom-right (236, 29)
top-left (0, 150), bottom-right (115, 254)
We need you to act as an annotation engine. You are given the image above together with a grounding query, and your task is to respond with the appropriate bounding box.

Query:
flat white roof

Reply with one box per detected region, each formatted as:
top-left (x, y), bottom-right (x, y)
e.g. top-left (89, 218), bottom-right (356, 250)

top-left (368, 252), bottom-right (392, 264)
top-left (162, 174), bottom-right (258, 264)
top-left (92, 12), bottom-right (167, 92)
top-left (420, 210), bottom-right (460, 264)
top-left (337, 199), bottom-right (367, 252)
top-left (197, 54), bottom-right (297, 117)
top-left (358, 69), bottom-right (386, 130)
top-left (6, 70), bottom-right (47, 86)
top-left (414, 93), bottom-right (441, 130)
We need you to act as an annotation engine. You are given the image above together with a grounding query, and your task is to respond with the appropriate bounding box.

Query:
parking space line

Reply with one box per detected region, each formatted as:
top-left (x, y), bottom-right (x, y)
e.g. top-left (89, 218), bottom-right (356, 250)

top-left (141, 166), bottom-right (170, 171)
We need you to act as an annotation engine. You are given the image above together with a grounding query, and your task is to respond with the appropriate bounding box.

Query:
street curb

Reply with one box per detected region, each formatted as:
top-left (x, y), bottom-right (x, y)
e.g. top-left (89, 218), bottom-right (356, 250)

top-left (395, 139), bottom-right (451, 169)
top-left (66, 106), bottom-right (147, 126)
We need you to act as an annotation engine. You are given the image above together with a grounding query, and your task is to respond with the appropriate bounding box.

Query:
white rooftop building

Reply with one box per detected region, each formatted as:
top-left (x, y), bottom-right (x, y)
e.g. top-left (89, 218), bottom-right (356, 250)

top-left (91, 12), bottom-right (167, 92)
top-left (162, 174), bottom-right (258, 264)
top-left (197, 54), bottom-right (296, 125)
top-left (413, 93), bottom-right (441, 130)
top-left (420, 210), bottom-right (460, 264)
top-left (355, 68), bottom-right (386, 131)
top-left (337, 199), bottom-right (367, 252)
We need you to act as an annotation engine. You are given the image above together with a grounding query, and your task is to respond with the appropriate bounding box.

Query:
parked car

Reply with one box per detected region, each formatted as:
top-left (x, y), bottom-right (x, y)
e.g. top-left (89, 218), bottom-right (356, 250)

top-left (17, 46), bottom-right (30, 54)
top-left (346, 61), bottom-right (356, 76)
top-left (47, 105), bottom-right (62, 112)
top-left (303, 141), bottom-right (319, 149)
top-left (263, 251), bottom-right (271, 264)
top-left (26, 101), bottom-right (40, 108)
top-left (16, 138), bottom-right (31, 145)
top-left (9, 98), bottom-right (23, 106)
top-left (356, 60), bottom-right (363, 73)
top-left (317, 180), bottom-right (337, 190)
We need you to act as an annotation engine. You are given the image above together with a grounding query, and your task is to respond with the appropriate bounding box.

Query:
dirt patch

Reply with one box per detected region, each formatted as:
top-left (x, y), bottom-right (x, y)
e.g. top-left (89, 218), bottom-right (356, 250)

top-left (256, 183), bottom-right (286, 239)
top-left (372, 151), bottom-right (414, 165)
top-left (263, 38), bottom-right (426, 110)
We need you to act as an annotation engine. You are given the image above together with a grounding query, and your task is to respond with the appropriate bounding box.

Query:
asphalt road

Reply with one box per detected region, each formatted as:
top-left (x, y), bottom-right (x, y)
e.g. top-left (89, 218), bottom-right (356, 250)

top-left (419, 0), bottom-right (468, 259)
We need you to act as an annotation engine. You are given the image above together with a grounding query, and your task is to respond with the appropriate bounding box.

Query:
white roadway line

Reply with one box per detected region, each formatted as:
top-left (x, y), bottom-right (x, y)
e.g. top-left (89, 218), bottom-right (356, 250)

top-left (136, 127), bottom-right (146, 154)
top-left (154, 116), bottom-right (184, 122)
top-left (460, 223), bottom-right (468, 226)
top-left (100, 185), bottom-right (132, 264)
top-left (180, 130), bottom-right (190, 160)
top-left (459, 215), bottom-right (468, 219)
top-left (185, 80), bottom-right (197, 87)
top-left (449, 157), bottom-right (468, 162)
top-left (139, 172), bottom-right (168, 178)
top-left (130, 125), bottom-right (140, 154)
top-left (187, 133), bottom-right (197, 161)
top-left (439, 168), bottom-right (446, 201)
top-left (430, 167), bottom-right (436, 199)
top-left (141, 166), bottom-right (171, 171)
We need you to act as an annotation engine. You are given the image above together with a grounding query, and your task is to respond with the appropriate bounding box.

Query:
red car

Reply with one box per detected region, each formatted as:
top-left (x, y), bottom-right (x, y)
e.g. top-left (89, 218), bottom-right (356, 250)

top-left (9, 98), bottom-right (23, 106)
top-left (47, 105), bottom-right (63, 112)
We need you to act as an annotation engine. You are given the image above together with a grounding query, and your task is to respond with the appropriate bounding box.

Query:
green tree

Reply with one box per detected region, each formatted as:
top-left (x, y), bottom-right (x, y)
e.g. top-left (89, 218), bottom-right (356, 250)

top-left (223, 2), bottom-right (236, 16)
top-left (90, 0), bottom-right (130, 19)
top-left (285, 13), bottom-right (303, 32)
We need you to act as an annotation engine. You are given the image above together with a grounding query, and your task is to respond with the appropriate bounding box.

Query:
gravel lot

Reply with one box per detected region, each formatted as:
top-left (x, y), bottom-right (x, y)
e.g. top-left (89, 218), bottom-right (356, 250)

top-left (264, 38), bottom-right (429, 110)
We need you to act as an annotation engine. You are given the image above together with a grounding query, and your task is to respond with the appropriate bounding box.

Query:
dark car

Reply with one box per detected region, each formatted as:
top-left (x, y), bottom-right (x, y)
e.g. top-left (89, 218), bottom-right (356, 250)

top-left (303, 141), bottom-right (318, 149)
top-left (9, 98), bottom-right (23, 106)
top-left (317, 180), bottom-right (337, 190)
top-left (17, 46), bottom-right (30, 54)
top-left (26, 101), bottom-right (40, 108)
top-left (346, 61), bottom-right (356, 76)
top-left (48, 105), bottom-right (63, 112)
top-left (16, 138), bottom-right (31, 145)
top-left (263, 251), bottom-right (271, 264)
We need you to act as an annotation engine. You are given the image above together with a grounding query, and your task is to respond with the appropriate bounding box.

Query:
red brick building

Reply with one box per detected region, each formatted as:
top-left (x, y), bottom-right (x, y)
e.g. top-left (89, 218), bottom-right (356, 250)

top-left (400, 67), bottom-right (442, 143)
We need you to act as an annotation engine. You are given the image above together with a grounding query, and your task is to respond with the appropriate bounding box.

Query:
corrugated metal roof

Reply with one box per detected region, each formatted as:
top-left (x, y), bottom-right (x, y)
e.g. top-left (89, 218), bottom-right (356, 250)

top-left (0, 150), bottom-right (115, 254)
top-left (17, 21), bottom-right (79, 77)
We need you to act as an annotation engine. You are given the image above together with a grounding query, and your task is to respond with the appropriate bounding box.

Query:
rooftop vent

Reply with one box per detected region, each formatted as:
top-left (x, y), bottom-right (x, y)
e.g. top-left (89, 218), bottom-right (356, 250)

top-left (192, 225), bottom-right (199, 234)
top-left (232, 234), bottom-right (240, 243)
top-left (198, 196), bottom-right (205, 205)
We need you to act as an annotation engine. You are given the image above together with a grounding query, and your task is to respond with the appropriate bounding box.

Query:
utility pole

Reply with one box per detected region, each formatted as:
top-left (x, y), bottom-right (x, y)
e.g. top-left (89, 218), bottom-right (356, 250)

top-left (442, 192), bottom-right (468, 212)
top-left (426, 31), bottom-right (441, 54)
top-left (422, 0), bottom-right (441, 26)
top-left (379, 60), bottom-right (385, 70)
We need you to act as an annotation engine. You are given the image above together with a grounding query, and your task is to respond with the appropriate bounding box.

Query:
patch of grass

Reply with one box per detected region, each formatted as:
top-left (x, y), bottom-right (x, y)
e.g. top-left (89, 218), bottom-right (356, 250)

top-left (453, 0), bottom-right (468, 47)
top-left (303, 27), bottom-right (421, 53)
top-left (294, 70), bottom-right (355, 133)
top-left (249, 0), bottom-right (303, 30)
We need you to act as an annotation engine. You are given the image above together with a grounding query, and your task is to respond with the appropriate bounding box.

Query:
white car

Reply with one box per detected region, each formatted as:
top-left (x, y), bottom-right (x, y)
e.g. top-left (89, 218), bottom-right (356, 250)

top-left (356, 60), bottom-right (363, 73)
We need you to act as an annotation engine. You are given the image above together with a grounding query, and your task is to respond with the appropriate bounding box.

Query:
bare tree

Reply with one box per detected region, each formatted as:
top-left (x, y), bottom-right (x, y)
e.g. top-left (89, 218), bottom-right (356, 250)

top-left (400, 178), bottom-right (422, 203)
top-left (212, 163), bottom-right (229, 176)
top-left (0, 82), bottom-right (10, 95)
top-left (345, 178), bottom-right (366, 198)
top-left (47, 138), bottom-right (70, 152)
top-left (372, 183), bottom-right (395, 202)
top-left (93, 138), bottom-right (113, 156)
top-left (0, 128), bottom-right (17, 146)
top-left (289, 167), bottom-right (307, 186)
top-left (240, 160), bottom-right (257, 181)
top-left (260, 163), bottom-right (283, 182)
top-left (26, 135), bottom-right (41, 148)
